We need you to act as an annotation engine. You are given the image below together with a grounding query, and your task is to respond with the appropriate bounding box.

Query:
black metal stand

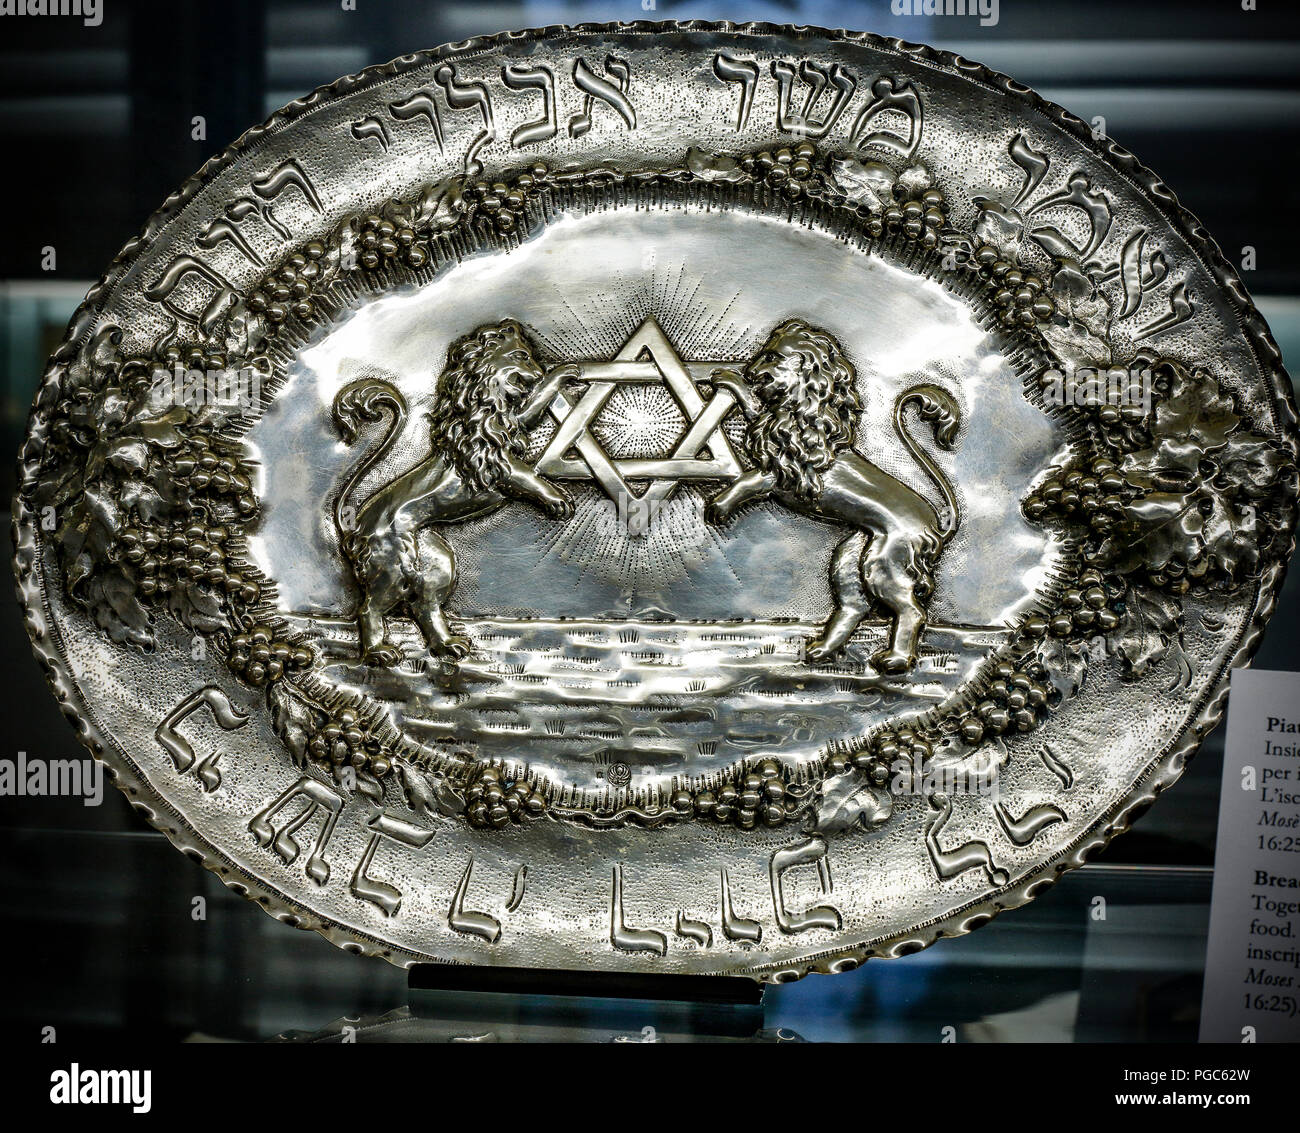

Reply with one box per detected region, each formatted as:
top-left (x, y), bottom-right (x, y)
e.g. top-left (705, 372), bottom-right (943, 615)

top-left (408, 963), bottom-right (763, 1004)
top-left (407, 965), bottom-right (765, 1040)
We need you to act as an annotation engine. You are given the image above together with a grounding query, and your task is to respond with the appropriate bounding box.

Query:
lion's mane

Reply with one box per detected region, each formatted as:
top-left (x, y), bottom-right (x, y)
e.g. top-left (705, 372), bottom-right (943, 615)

top-left (744, 319), bottom-right (862, 496)
top-left (426, 320), bottom-right (537, 492)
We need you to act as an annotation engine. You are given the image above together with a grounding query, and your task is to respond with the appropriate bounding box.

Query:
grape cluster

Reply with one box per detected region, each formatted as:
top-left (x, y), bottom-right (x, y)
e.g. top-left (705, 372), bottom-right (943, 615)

top-left (307, 707), bottom-right (391, 779)
top-left (171, 437), bottom-right (258, 518)
top-left (1142, 558), bottom-right (1201, 592)
top-left (356, 216), bottom-right (427, 270)
top-left (827, 727), bottom-right (932, 788)
top-left (694, 759), bottom-right (796, 829)
top-left (1064, 366), bottom-right (1160, 452)
top-left (247, 241), bottom-right (327, 323)
top-left (957, 659), bottom-right (1058, 744)
top-left (465, 764), bottom-right (546, 828)
top-left (1022, 455), bottom-right (1134, 537)
top-left (970, 246), bottom-right (1056, 327)
top-left (1021, 568), bottom-right (1123, 639)
top-left (866, 186), bottom-right (947, 248)
top-left (734, 140), bottom-right (949, 246)
top-left (225, 623), bottom-right (312, 687)
top-left (739, 142), bottom-right (819, 200)
top-left (116, 516), bottom-right (259, 604)
top-left (157, 344), bottom-right (233, 376)
top-left (465, 163), bottom-right (551, 235)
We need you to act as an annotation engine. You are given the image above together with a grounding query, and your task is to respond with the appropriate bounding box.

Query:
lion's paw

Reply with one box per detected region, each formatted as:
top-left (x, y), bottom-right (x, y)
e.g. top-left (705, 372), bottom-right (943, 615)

top-left (804, 637), bottom-right (841, 663)
top-left (435, 635), bottom-right (473, 660)
top-left (363, 643), bottom-right (405, 667)
top-left (870, 648), bottom-right (913, 676)
top-left (544, 494), bottom-right (574, 520)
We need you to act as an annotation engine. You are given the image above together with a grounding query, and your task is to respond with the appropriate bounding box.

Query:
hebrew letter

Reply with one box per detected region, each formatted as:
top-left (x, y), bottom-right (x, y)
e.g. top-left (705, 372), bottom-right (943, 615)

top-left (143, 255), bottom-right (239, 336)
top-left (350, 808), bottom-right (435, 916)
top-left (248, 776), bottom-right (345, 885)
top-left (501, 64), bottom-right (557, 148)
top-left (389, 89), bottom-right (444, 150)
top-left (569, 56), bottom-right (636, 138)
top-left (155, 686), bottom-right (248, 791)
top-left (610, 864), bottom-right (667, 955)
top-left (850, 76), bottom-right (923, 159)
top-left (770, 835), bottom-right (843, 934)
top-left (924, 793), bottom-right (1008, 887)
top-left (713, 53), bottom-right (759, 130)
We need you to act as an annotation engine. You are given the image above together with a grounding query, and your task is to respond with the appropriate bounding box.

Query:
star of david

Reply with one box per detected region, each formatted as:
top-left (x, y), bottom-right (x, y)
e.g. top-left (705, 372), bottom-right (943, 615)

top-left (535, 319), bottom-right (743, 502)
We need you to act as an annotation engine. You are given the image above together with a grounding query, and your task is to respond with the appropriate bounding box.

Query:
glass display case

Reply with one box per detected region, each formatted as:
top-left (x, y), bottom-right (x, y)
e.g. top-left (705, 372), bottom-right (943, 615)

top-left (2, 0), bottom-right (1298, 1046)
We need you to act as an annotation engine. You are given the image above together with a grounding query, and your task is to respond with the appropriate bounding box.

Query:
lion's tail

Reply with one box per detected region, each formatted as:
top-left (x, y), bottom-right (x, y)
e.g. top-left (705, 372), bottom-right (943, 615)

top-left (894, 384), bottom-right (962, 542)
top-left (332, 378), bottom-right (408, 536)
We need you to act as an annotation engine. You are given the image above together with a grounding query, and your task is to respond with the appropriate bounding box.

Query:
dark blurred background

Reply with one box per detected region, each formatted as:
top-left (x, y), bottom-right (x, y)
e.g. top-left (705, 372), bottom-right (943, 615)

top-left (1, 0), bottom-right (1296, 1042)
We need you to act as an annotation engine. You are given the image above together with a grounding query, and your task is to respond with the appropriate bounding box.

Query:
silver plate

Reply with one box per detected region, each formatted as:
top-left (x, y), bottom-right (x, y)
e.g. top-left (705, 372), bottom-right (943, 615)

top-left (14, 22), bottom-right (1298, 979)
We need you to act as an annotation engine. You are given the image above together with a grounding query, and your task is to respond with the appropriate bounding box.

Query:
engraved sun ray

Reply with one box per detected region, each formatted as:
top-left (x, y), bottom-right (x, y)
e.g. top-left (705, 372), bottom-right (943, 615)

top-left (532, 254), bottom-right (750, 365)
top-left (592, 383), bottom-right (686, 458)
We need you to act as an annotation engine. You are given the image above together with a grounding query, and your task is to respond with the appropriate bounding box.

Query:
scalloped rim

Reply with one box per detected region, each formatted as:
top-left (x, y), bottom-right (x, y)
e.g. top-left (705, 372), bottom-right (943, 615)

top-left (11, 19), bottom-right (1299, 982)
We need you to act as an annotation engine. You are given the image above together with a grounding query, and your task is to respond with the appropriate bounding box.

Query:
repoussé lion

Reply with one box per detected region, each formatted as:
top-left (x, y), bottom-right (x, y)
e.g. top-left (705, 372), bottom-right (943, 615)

top-left (705, 318), bottom-right (962, 674)
top-left (332, 319), bottom-right (575, 665)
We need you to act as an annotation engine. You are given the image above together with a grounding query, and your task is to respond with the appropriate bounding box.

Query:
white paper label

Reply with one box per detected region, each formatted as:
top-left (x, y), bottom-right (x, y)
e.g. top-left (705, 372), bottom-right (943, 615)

top-left (1200, 667), bottom-right (1300, 1042)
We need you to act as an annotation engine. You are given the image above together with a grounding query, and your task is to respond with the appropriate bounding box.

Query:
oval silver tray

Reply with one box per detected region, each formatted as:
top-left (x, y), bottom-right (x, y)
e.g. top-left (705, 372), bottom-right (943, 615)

top-left (14, 21), bottom-right (1297, 979)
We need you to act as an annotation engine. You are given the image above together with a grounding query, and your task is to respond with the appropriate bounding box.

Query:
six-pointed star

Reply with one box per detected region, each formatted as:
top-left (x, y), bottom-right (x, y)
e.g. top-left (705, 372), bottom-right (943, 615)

top-left (535, 318), bottom-right (743, 502)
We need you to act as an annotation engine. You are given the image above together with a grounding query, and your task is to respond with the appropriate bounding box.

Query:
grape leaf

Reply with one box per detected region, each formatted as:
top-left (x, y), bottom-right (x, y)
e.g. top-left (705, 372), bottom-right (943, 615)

top-left (1155, 369), bottom-right (1238, 449)
top-left (812, 771), bottom-right (892, 834)
top-left (1214, 434), bottom-right (1288, 499)
top-left (1107, 586), bottom-right (1182, 679)
top-left (268, 682), bottom-right (319, 767)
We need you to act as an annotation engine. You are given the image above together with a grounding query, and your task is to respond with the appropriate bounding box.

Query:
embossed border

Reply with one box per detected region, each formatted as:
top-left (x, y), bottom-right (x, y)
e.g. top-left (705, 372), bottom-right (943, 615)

top-left (12, 19), bottom-right (1298, 980)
